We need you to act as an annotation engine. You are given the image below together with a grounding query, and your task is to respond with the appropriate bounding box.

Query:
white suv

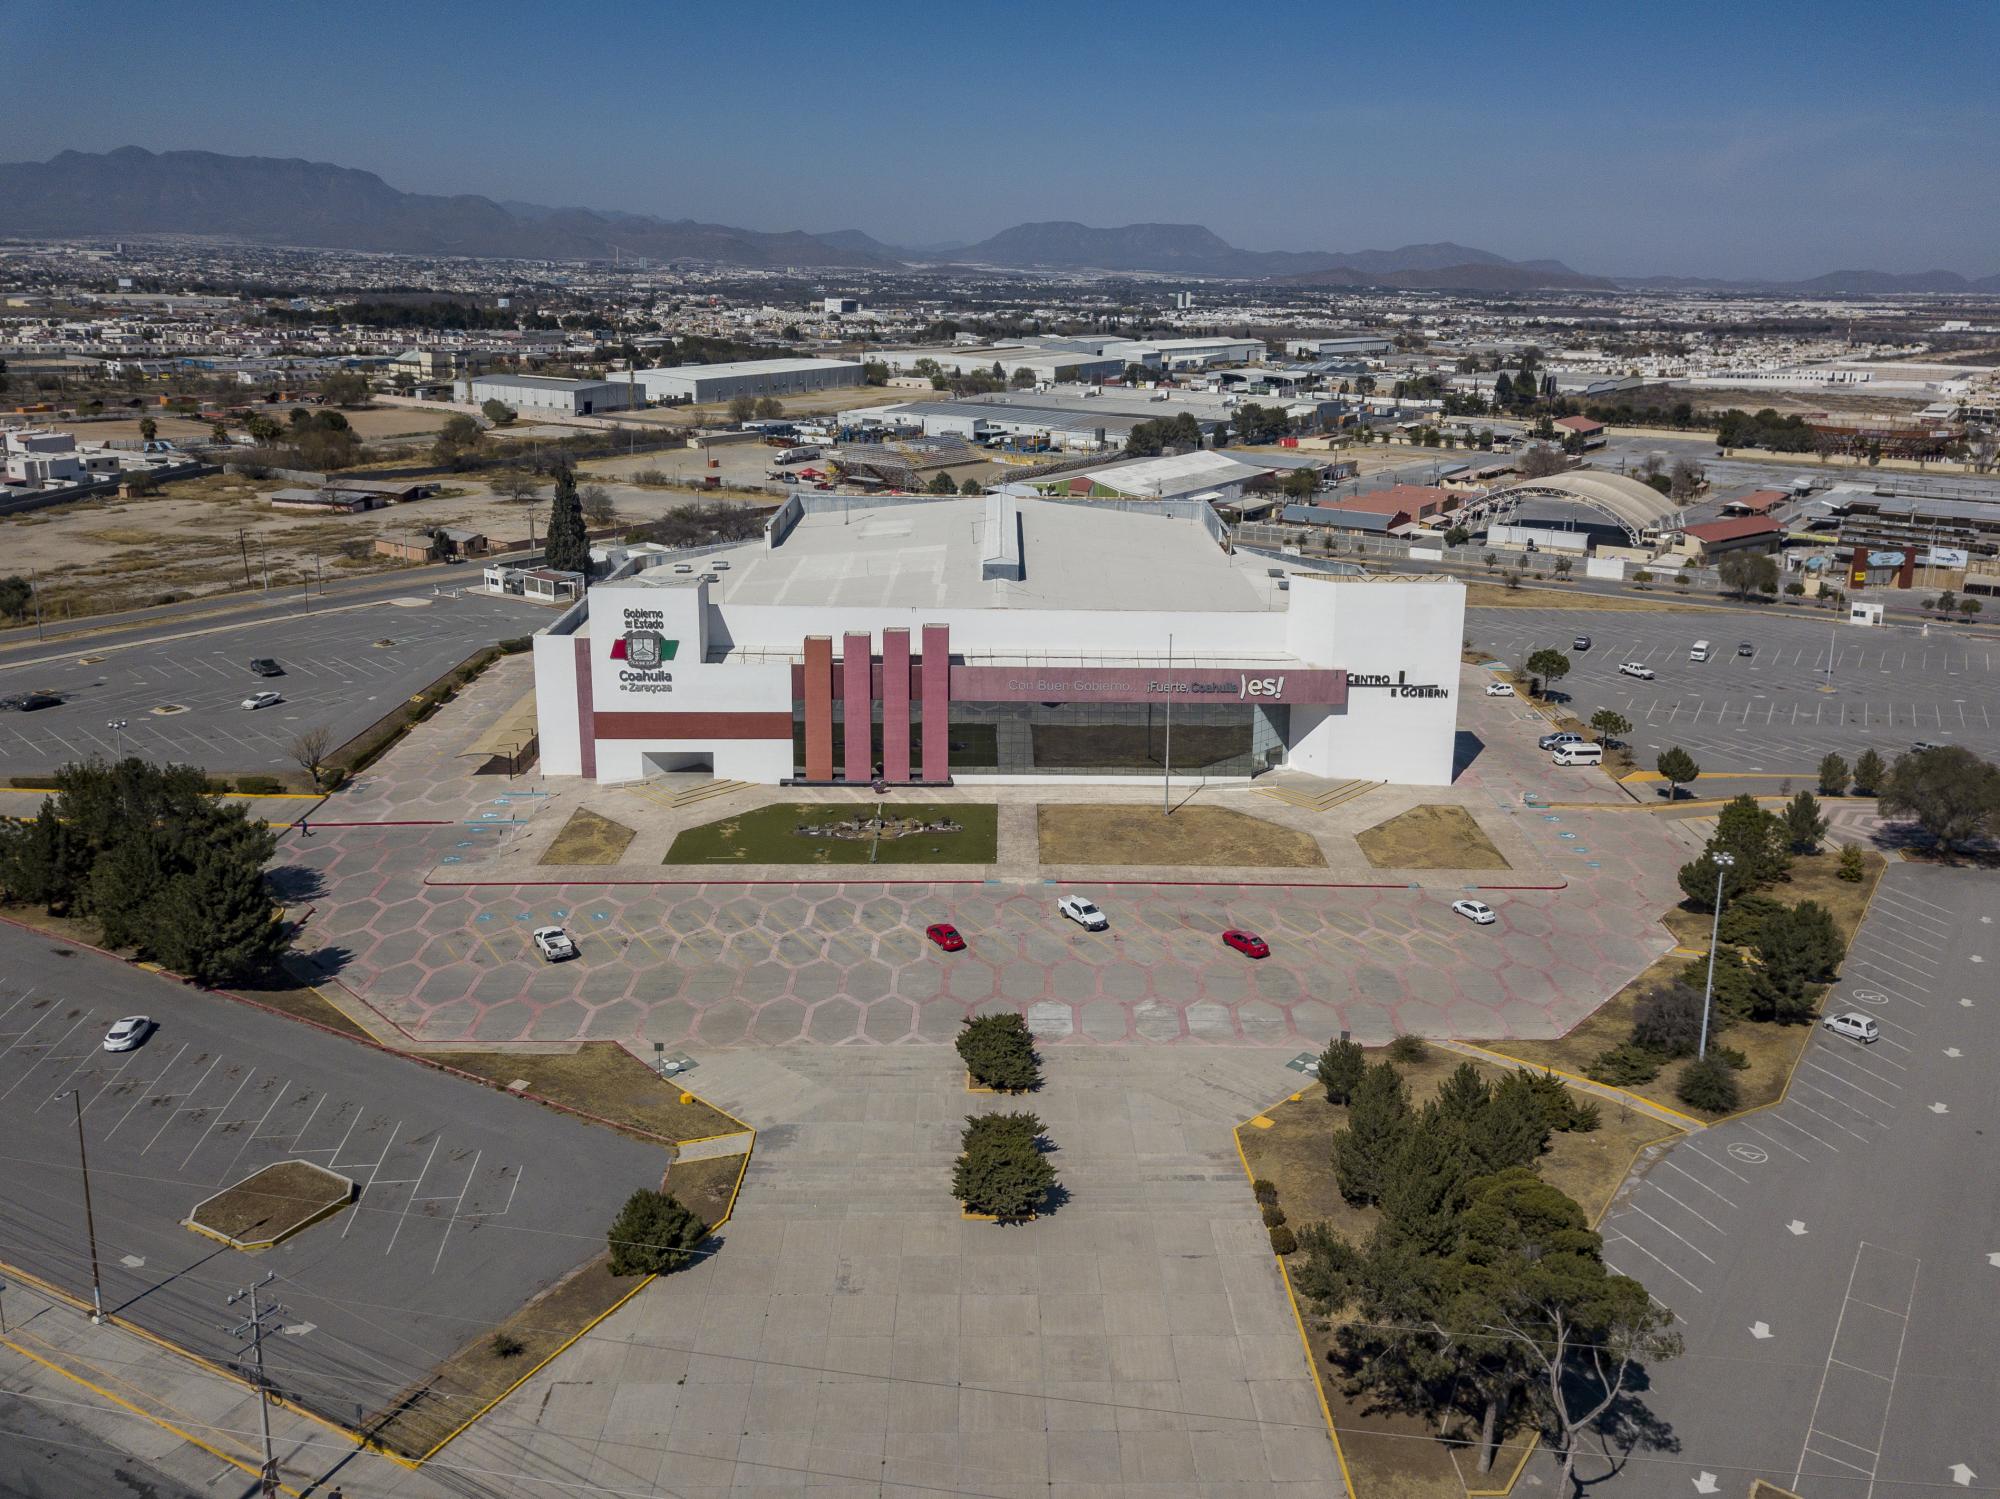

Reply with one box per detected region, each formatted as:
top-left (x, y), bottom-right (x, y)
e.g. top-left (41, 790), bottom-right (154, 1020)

top-left (1618, 661), bottom-right (1655, 680)
top-left (1821, 1011), bottom-right (1879, 1044)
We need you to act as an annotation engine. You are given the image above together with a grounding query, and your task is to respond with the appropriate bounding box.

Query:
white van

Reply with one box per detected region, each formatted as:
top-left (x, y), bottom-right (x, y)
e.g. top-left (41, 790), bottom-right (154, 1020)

top-left (1552, 742), bottom-right (1604, 766)
top-left (1689, 640), bottom-right (1712, 662)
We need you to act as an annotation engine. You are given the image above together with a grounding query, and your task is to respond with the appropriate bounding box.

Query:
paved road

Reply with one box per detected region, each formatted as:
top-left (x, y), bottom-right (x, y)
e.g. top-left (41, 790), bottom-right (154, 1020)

top-left (1547, 862), bottom-right (2000, 1495)
top-left (1466, 605), bottom-right (2000, 771)
top-left (0, 932), bottom-right (667, 1427)
top-left (0, 1390), bottom-right (204, 1499)
top-left (0, 589), bottom-right (545, 777)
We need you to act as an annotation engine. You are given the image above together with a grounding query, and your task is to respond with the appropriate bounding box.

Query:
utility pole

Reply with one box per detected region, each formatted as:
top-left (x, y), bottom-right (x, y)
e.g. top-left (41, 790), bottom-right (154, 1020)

top-left (226, 1273), bottom-right (283, 1496)
top-left (238, 528), bottom-right (252, 588)
top-left (29, 567), bottom-right (43, 640)
top-left (56, 1092), bottom-right (104, 1322)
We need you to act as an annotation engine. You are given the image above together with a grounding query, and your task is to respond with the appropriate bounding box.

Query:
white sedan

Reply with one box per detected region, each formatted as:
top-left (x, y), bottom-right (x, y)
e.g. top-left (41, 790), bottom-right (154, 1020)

top-left (1484, 682), bottom-right (1516, 697)
top-left (102, 1015), bottom-right (154, 1052)
top-left (241, 690), bottom-right (284, 710)
top-left (1617, 661), bottom-right (1655, 680)
top-left (1821, 1011), bottom-right (1879, 1044)
top-left (532, 926), bottom-right (578, 962)
top-left (1451, 899), bottom-right (1497, 925)
top-left (1058, 896), bottom-right (1108, 931)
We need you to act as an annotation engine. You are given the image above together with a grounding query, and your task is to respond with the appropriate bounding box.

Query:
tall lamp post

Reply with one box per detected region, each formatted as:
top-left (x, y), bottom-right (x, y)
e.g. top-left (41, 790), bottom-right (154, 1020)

top-left (1697, 851), bottom-right (1737, 1061)
top-left (56, 1091), bottom-right (105, 1323)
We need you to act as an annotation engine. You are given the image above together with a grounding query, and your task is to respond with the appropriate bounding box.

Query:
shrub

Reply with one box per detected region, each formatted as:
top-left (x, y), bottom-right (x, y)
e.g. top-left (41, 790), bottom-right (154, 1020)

top-left (1676, 1057), bottom-right (1742, 1114)
top-left (1268, 1224), bottom-right (1299, 1256)
top-left (1251, 1178), bottom-right (1278, 1205)
top-left (1587, 1043), bottom-right (1663, 1087)
top-left (1261, 1203), bottom-right (1287, 1228)
top-left (952, 1112), bottom-right (1057, 1219)
top-left (233, 775), bottom-right (285, 795)
top-left (1838, 844), bottom-right (1866, 882)
top-left (1385, 1034), bottom-right (1428, 1064)
top-left (606, 1188), bottom-right (707, 1275)
top-left (489, 1332), bottom-right (525, 1359)
top-left (1631, 984), bottom-right (1707, 1058)
top-left (1564, 1097), bottom-right (1603, 1133)
top-left (498, 636), bottom-right (533, 654)
top-left (957, 1012), bottom-right (1040, 1091)
top-left (1709, 1043), bottom-right (1749, 1071)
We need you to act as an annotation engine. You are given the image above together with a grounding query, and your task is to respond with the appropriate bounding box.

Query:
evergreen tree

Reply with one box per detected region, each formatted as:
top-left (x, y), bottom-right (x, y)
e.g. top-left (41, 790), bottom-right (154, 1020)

top-left (1332, 1061), bottom-right (1412, 1206)
top-left (1316, 1036), bottom-right (1366, 1105)
top-left (142, 836), bottom-right (287, 984)
top-left (1817, 753), bottom-right (1850, 796)
top-left (1655, 746), bottom-right (1699, 801)
top-left (607, 1189), bottom-right (708, 1275)
top-left (1852, 748), bottom-right (1886, 795)
top-left (1379, 1106), bottom-right (1473, 1256)
top-left (1432, 1062), bottom-right (1491, 1130)
top-left (1782, 790), bottom-right (1830, 853)
top-left (544, 466), bottom-right (590, 575)
top-left (1473, 1073), bottom-right (1549, 1173)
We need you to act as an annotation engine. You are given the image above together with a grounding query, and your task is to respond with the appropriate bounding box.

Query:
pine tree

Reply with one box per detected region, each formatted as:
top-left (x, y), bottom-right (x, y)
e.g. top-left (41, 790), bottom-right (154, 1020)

top-left (1433, 1062), bottom-right (1491, 1130)
top-left (141, 837), bottom-right (285, 984)
top-left (1332, 1062), bottom-right (1412, 1206)
top-left (544, 466), bottom-right (590, 575)
top-left (1379, 1106), bottom-right (1472, 1256)
top-left (1473, 1073), bottom-right (1550, 1173)
top-left (1852, 749), bottom-right (1886, 795)
top-left (1316, 1036), bottom-right (1366, 1104)
top-left (1782, 791), bottom-right (1829, 853)
top-left (607, 1189), bottom-right (708, 1275)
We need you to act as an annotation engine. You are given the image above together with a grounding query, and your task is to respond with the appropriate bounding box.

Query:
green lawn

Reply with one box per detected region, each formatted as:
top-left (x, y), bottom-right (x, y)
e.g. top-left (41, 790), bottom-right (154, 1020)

top-left (664, 802), bottom-right (998, 865)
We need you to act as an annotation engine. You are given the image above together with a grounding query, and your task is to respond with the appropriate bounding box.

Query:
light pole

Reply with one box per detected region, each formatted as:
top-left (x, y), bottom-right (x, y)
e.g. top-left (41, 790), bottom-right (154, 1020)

top-left (106, 719), bottom-right (127, 757)
top-left (56, 1091), bottom-right (104, 1323)
top-left (1697, 851), bottom-right (1737, 1061)
top-left (1161, 632), bottom-right (1174, 815)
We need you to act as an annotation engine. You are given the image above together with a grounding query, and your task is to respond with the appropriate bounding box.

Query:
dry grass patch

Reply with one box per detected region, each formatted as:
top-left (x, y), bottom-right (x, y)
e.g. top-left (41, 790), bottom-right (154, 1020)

top-left (540, 807), bottom-right (636, 866)
top-left (1241, 1050), bottom-right (1669, 1497)
top-left (1501, 845), bottom-right (1887, 1116)
top-left (188, 1160), bottom-right (351, 1245)
top-left (1464, 582), bottom-right (1699, 612)
top-left (1037, 804), bottom-right (1325, 868)
top-left (666, 1152), bottom-right (749, 1229)
top-left (1356, 804), bottom-right (1509, 870)
top-left (425, 1043), bottom-right (740, 1145)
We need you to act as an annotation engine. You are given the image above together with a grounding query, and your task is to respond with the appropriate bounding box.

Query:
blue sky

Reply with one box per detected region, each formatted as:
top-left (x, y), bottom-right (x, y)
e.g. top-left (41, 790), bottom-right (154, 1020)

top-left (5, 0), bottom-right (1996, 279)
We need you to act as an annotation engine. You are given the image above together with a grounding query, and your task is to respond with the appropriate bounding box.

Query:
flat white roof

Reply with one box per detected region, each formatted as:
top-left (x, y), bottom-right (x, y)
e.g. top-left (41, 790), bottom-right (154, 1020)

top-left (634, 496), bottom-right (1277, 613)
top-left (630, 357), bottom-right (862, 379)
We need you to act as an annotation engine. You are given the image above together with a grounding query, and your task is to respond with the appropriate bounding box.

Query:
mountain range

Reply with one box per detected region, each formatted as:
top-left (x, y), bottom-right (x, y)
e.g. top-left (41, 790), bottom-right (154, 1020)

top-left (0, 148), bottom-right (1993, 294)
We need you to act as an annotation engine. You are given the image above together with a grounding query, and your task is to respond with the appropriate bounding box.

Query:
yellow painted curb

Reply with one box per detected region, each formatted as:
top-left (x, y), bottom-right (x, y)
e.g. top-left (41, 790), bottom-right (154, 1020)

top-left (964, 1070), bottom-right (1032, 1095)
top-left (1463, 1430), bottom-right (1539, 1496)
top-left (1446, 1041), bottom-right (1708, 1129)
top-left (1, 1331), bottom-right (302, 1496)
top-left (1249, 1115), bottom-right (1275, 1129)
top-left (182, 1194), bottom-right (348, 1252)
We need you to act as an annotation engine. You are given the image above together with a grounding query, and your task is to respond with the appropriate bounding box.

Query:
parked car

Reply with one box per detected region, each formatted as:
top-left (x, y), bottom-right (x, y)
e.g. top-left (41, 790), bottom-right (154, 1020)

top-left (1821, 1011), bottom-right (1880, 1044)
top-left (240, 691), bottom-right (283, 711)
top-left (1618, 661), bottom-right (1655, 679)
top-left (1221, 929), bottom-right (1270, 960)
top-left (1538, 729), bottom-right (1585, 750)
top-left (248, 658), bottom-right (283, 677)
top-left (1737, 641), bottom-right (1755, 658)
top-left (1572, 635), bottom-right (1592, 651)
top-left (1057, 896), bottom-right (1108, 931)
top-left (1911, 740), bottom-right (1944, 754)
top-left (1451, 899), bottom-right (1497, 925)
top-left (16, 692), bottom-right (62, 710)
top-left (102, 1016), bottom-right (154, 1052)
top-left (1484, 681), bottom-right (1516, 697)
top-left (532, 926), bottom-right (578, 962)
top-left (925, 922), bottom-right (966, 952)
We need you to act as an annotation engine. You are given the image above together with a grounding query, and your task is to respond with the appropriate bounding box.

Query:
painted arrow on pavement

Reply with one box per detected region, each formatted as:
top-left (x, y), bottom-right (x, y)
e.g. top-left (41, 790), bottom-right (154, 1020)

top-left (1787, 1220), bottom-right (1808, 1236)
top-left (1931, 1101), bottom-right (1951, 1114)
top-left (1693, 1474), bottom-right (1720, 1495)
top-left (281, 1322), bottom-right (316, 1337)
top-left (1750, 1321), bottom-right (1773, 1340)
top-left (1944, 1048), bottom-right (1963, 1058)
top-left (1950, 1464), bottom-right (1975, 1486)
top-left (1987, 1252), bottom-right (2000, 1268)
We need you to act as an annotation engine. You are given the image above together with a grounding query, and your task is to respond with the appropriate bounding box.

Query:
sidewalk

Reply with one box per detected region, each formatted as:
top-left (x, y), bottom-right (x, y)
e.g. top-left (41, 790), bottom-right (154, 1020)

top-left (0, 1269), bottom-right (458, 1498)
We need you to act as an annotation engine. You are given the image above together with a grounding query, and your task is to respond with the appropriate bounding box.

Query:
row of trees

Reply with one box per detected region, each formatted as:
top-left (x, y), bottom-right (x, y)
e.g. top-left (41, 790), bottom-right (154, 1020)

top-left (0, 760), bottom-right (288, 984)
top-left (1298, 1043), bottom-right (1666, 1481)
top-left (1124, 412), bottom-right (1203, 456)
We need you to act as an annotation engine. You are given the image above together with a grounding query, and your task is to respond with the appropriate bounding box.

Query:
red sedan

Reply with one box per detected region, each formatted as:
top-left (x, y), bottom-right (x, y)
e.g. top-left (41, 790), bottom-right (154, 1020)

top-left (1221, 928), bottom-right (1270, 960)
top-left (925, 922), bottom-right (966, 952)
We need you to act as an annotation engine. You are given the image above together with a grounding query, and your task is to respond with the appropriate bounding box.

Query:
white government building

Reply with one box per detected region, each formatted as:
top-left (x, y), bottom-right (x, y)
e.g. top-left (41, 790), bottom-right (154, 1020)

top-left (532, 493), bottom-right (1464, 787)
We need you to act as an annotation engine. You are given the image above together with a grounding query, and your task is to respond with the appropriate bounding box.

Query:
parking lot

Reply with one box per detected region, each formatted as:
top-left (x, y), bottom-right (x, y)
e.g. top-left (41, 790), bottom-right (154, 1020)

top-left (0, 589), bottom-right (543, 777)
top-left (1467, 604), bottom-right (2000, 771)
top-left (1542, 862), bottom-right (2000, 1494)
top-left (0, 931), bottom-right (666, 1428)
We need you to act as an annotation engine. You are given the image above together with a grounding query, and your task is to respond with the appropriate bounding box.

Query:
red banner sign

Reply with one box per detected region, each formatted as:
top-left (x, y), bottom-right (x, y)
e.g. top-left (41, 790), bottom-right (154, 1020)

top-left (948, 665), bottom-right (1347, 708)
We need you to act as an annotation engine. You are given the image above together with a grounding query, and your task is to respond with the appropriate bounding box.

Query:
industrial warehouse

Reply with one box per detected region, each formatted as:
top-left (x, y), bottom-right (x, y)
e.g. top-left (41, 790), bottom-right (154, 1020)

top-left (533, 492), bottom-right (1465, 787)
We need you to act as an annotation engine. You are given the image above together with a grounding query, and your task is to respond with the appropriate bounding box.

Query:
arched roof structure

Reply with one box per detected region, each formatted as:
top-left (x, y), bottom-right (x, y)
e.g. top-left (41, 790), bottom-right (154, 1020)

top-left (1482, 471), bottom-right (1679, 543)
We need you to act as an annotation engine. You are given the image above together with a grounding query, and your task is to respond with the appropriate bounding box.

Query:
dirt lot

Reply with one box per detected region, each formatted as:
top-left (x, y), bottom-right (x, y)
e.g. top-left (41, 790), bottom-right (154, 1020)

top-left (540, 808), bottom-right (637, 865)
top-left (187, 1159), bottom-right (351, 1243)
top-left (1037, 804), bottom-right (1326, 867)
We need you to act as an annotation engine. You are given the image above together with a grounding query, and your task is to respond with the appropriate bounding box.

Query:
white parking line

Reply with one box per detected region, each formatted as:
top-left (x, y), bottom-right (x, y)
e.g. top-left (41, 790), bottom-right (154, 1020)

top-left (1643, 1181), bottom-right (1728, 1235)
top-left (0, 1010), bottom-right (97, 1104)
top-left (103, 1042), bottom-right (189, 1140)
top-left (1620, 1203), bottom-right (1717, 1263)
top-left (341, 1118), bottom-right (404, 1241)
top-left (1603, 1228), bottom-right (1705, 1295)
top-left (1658, 1157), bottom-right (1736, 1208)
top-left (1812, 1047), bottom-right (1906, 1086)
top-left (1787, 1086), bottom-right (1879, 1138)
top-left (1800, 1058), bottom-right (1900, 1110)
top-left (1745, 1119), bottom-right (1819, 1159)
top-left (428, 1148), bottom-right (483, 1275)
top-left (139, 1052), bottom-right (225, 1153)
top-left (218, 1076), bottom-right (292, 1185)
top-left (383, 1134), bottom-right (441, 1256)
top-left (178, 1068), bottom-right (258, 1171)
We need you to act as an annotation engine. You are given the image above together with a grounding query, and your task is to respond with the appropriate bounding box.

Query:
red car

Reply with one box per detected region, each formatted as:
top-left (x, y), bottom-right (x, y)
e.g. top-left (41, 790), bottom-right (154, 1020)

top-left (925, 922), bottom-right (966, 952)
top-left (1221, 929), bottom-right (1270, 960)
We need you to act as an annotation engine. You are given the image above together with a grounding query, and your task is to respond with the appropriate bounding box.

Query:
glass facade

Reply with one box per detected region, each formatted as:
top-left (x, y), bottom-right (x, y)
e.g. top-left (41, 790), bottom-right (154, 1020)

top-left (796, 702), bottom-right (1286, 779)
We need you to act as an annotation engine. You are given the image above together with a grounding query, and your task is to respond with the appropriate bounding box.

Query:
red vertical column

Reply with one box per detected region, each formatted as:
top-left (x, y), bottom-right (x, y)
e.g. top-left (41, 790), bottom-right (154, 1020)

top-left (803, 635), bottom-right (834, 781)
top-left (842, 632), bottom-right (872, 782)
top-left (880, 628), bottom-right (911, 783)
top-left (920, 623), bottom-right (950, 784)
top-left (572, 636), bottom-right (596, 779)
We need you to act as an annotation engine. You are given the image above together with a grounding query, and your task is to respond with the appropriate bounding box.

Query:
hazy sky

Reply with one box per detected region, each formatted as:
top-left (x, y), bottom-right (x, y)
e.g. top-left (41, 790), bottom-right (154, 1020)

top-left (5, 0), bottom-right (1996, 280)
